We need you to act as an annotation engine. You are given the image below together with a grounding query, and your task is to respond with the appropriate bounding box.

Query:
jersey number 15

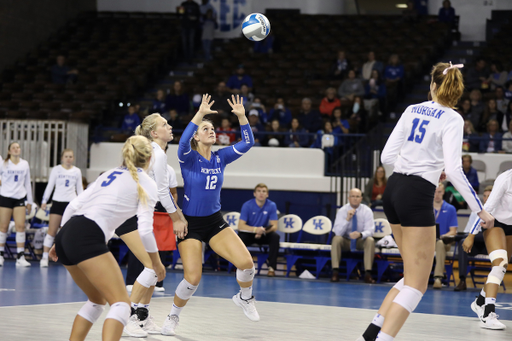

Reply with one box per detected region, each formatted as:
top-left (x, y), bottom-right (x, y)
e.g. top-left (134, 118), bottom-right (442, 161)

top-left (407, 118), bottom-right (430, 144)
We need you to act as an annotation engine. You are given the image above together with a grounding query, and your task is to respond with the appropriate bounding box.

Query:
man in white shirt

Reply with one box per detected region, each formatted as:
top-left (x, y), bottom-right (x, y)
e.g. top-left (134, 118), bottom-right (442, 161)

top-left (330, 188), bottom-right (375, 283)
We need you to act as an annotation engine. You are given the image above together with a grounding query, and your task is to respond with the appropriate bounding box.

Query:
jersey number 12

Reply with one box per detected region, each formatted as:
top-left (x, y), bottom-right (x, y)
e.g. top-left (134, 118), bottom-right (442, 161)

top-left (205, 175), bottom-right (217, 190)
top-left (407, 118), bottom-right (430, 144)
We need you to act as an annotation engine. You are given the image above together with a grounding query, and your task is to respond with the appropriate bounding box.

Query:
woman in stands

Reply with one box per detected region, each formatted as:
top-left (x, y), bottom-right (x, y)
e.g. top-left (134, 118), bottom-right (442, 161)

top-left (0, 142), bottom-right (34, 267)
top-left (363, 166), bottom-right (387, 209)
top-left (356, 62), bottom-right (494, 341)
top-left (463, 169), bottom-right (512, 330)
top-left (40, 149), bottom-right (83, 268)
top-left (161, 94), bottom-right (257, 336)
top-left (49, 136), bottom-right (165, 341)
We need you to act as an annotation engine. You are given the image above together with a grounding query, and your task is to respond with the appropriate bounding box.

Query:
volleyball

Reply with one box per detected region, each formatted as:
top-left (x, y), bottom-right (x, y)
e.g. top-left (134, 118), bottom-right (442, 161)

top-left (241, 13), bottom-right (271, 41)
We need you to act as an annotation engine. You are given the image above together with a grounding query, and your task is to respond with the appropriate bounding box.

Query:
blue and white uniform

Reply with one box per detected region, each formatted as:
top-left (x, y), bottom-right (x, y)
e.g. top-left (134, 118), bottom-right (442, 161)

top-left (42, 165), bottom-right (83, 205)
top-left (0, 158), bottom-right (33, 205)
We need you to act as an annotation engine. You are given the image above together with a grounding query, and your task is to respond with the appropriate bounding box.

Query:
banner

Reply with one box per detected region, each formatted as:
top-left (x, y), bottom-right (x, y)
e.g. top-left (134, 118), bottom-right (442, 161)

top-left (211, 0), bottom-right (252, 39)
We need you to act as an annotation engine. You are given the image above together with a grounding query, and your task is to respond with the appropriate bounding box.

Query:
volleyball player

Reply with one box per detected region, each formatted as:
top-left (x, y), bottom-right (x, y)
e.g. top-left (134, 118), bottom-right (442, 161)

top-left (0, 142), bottom-right (34, 267)
top-left (40, 149), bottom-right (83, 267)
top-left (356, 62), bottom-right (494, 341)
top-left (464, 169), bottom-right (512, 330)
top-left (161, 94), bottom-right (257, 336)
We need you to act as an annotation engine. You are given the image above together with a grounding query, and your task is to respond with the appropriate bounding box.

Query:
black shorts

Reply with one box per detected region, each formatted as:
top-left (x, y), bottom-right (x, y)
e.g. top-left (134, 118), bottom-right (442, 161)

top-left (49, 201), bottom-right (69, 216)
top-left (495, 219), bottom-right (512, 236)
top-left (115, 215), bottom-right (138, 236)
top-left (0, 195), bottom-right (26, 209)
top-left (55, 215), bottom-right (109, 266)
top-left (178, 211), bottom-right (229, 244)
top-left (382, 173), bottom-right (436, 227)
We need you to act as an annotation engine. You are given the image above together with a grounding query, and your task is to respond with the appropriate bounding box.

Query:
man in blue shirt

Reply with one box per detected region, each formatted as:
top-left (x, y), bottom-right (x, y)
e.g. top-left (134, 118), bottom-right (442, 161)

top-left (433, 183), bottom-right (458, 289)
top-left (462, 154), bottom-right (479, 192)
top-left (238, 183), bottom-right (279, 277)
top-left (226, 65), bottom-right (253, 94)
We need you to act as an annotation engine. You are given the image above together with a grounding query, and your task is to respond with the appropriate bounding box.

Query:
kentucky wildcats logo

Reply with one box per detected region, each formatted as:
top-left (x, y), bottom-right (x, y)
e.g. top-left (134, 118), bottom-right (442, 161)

top-left (313, 219), bottom-right (324, 230)
top-left (375, 221), bottom-right (384, 233)
top-left (284, 218), bottom-right (294, 228)
top-left (226, 215), bottom-right (237, 226)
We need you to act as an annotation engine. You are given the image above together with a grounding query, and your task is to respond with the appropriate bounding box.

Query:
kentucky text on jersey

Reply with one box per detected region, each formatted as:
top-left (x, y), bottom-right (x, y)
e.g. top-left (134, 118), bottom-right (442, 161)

top-left (7, 170), bottom-right (25, 175)
top-left (201, 167), bottom-right (221, 174)
top-left (411, 105), bottom-right (445, 119)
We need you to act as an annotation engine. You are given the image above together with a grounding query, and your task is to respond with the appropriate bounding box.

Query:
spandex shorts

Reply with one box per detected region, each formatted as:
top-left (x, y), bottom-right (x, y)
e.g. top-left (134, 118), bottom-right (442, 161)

top-left (495, 219), bottom-right (512, 236)
top-left (49, 201), bottom-right (69, 216)
top-left (0, 195), bottom-right (26, 209)
top-left (382, 172), bottom-right (436, 227)
top-left (178, 211), bottom-right (229, 244)
top-left (55, 215), bottom-right (109, 266)
top-left (115, 215), bottom-right (138, 236)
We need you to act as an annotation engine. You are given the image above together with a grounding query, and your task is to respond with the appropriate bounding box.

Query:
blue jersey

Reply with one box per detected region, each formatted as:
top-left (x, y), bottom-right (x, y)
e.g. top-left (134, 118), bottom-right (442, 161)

top-left (435, 201), bottom-right (458, 235)
top-left (178, 121), bottom-right (254, 216)
top-left (240, 198), bottom-right (278, 227)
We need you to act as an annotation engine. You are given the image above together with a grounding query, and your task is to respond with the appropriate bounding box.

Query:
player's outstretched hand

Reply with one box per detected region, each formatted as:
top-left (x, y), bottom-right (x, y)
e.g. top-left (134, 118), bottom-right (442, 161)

top-left (227, 94), bottom-right (245, 117)
top-left (197, 94), bottom-right (218, 116)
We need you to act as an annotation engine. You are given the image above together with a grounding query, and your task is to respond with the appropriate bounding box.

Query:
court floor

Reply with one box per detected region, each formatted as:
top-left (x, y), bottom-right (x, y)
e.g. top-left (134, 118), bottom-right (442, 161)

top-left (2, 262), bottom-right (512, 340)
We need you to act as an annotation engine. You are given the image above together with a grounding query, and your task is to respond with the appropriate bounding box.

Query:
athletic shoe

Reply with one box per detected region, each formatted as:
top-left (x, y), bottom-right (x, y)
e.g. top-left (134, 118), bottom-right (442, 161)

top-left (40, 258), bottom-right (49, 268)
top-left (480, 312), bottom-right (506, 330)
top-left (471, 299), bottom-right (484, 321)
top-left (153, 286), bottom-right (165, 292)
top-left (161, 314), bottom-right (179, 336)
top-left (232, 292), bottom-right (260, 322)
top-left (267, 266), bottom-right (275, 277)
top-left (140, 315), bottom-right (161, 334)
top-left (433, 278), bottom-right (442, 289)
top-left (126, 285), bottom-right (133, 293)
top-left (0, 256), bottom-right (4, 267)
top-left (123, 314), bottom-right (147, 338)
top-left (16, 256), bottom-right (31, 267)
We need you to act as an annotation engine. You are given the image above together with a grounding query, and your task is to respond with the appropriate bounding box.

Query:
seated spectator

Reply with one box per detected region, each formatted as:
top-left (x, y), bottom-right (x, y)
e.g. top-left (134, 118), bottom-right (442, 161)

top-left (457, 98), bottom-right (471, 121)
top-left (479, 119), bottom-right (503, 153)
top-left (51, 55), bottom-right (78, 84)
top-left (468, 89), bottom-right (485, 131)
top-left (168, 109), bottom-right (183, 140)
top-left (506, 82), bottom-right (512, 101)
top-left (248, 97), bottom-right (268, 125)
top-left (152, 89), bottom-right (167, 114)
top-left (226, 64), bottom-right (253, 94)
top-left (384, 54), bottom-right (404, 110)
top-left (501, 100), bottom-right (512, 133)
top-left (121, 105), bottom-right (141, 134)
top-left (363, 166), bottom-right (387, 208)
top-left (480, 98), bottom-right (503, 131)
top-left (320, 87), bottom-right (342, 118)
top-left (268, 98), bottom-right (292, 127)
top-left (338, 69), bottom-right (365, 102)
top-left (502, 120), bottom-right (512, 153)
top-left (495, 86), bottom-right (509, 120)
top-left (311, 120), bottom-right (338, 149)
top-left (253, 31), bottom-right (275, 54)
top-left (248, 109), bottom-right (266, 146)
top-left (462, 155), bottom-right (479, 192)
top-left (265, 119), bottom-right (285, 147)
top-left (433, 183), bottom-right (458, 289)
top-left (465, 58), bottom-right (489, 91)
top-left (240, 84), bottom-right (255, 110)
top-left (211, 81), bottom-right (232, 124)
top-left (331, 107), bottom-right (350, 136)
top-left (330, 188), bottom-right (375, 283)
top-left (284, 118), bottom-right (309, 148)
top-left (438, 0), bottom-right (455, 24)
top-left (329, 50), bottom-right (351, 80)
top-left (216, 117), bottom-right (236, 145)
top-left (298, 97), bottom-right (323, 133)
top-left (462, 120), bottom-right (479, 153)
top-left (364, 70), bottom-right (387, 117)
top-left (237, 183), bottom-right (280, 277)
top-left (361, 51), bottom-right (383, 81)
top-left (347, 96), bottom-right (368, 133)
top-left (487, 61), bottom-right (508, 91)
top-left (166, 81), bottom-right (190, 116)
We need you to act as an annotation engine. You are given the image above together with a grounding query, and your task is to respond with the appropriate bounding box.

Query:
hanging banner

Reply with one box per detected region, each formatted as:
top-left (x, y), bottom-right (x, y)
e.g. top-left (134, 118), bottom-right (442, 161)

top-left (211, 0), bottom-right (252, 39)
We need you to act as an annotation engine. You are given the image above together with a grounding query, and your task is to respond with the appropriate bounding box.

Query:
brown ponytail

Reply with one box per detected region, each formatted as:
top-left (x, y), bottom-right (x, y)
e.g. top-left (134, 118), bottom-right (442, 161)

top-left (430, 62), bottom-right (464, 108)
top-left (122, 135), bottom-right (152, 206)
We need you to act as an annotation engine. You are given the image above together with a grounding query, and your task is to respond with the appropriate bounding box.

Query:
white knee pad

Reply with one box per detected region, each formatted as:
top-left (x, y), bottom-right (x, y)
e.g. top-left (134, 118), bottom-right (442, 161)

top-left (0, 231), bottom-right (7, 244)
top-left (77, 300), bottom-right (106, 324)
top-left (175, 279), bottom-right (198, 301)
top-left (236, 266), bottom-right (255, 283)
top-left (135, 267), bottom-right (158, 288)
top-left (105, 302), bottom-right (130, 326)
top-left (392, 285), bottom-right (423, 313)
top-left (392, 278), bottom-right (405, 291)
top-left (489, 249), bottom-right (508, 267)
top-left (16, 232), bottom-right (26, 244)
top-left (487, 266), bottom-right (507, 285)
top-left (43, 234), bottom-right (55, 249)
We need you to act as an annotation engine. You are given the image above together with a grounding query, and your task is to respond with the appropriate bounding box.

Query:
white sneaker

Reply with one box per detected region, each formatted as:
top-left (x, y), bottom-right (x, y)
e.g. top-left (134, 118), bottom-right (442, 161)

top-left (480, 312), bottom-right (506, 330)
top-left (141, 315), bottom-right (161, 334)
top-left (161, 314), bottom-right (179, 336)
top-left (40, 258), bottom-right (49, 268)
top-left (471, 299), bottom-right (484, 321)
top-left (0, 256), bottom-right (4, 267)
top-left (123, 314), bottom-right (147, 338)
top-left (153, 286), bottom-right (165, 292)
top-left (232, 292), bottom-right (260, 322)
top-left (126, 285), bottom-right (133, 293)
top-left (16, 256), bottom-right (31, 267)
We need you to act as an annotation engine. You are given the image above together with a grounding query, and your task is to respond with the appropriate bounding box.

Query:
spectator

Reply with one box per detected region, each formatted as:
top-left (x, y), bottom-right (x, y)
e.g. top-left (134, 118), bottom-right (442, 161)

top-left (462, 120), bottom-right (479, 153)
top-left (152, 89), bottom-right (167, 114)
top-left (347, 96), bottom-right (368, 133)
top-left (438, 0), bottom-right (455, 24)
top-left (216, 117), bottom-right (236, 145)
top-left (320, 87), bottom-right (342, 117)
top-left (284, 118), bottom-right (309, 148)
top-left (487, 61), bottom-right (508, 91)
top-left (248, 109), bottom-right (266, 146)
top-left (178, 0), bottom-right (201, 61)
top-left (168, 109), bottom-right (183, 142)
top-left (226, 64), bottom-right (253, 94)
top-left (237, 183), bottom-right (280, 277)
top-left (501, 100), bottom-right (512, 133)
top-left (210, 81), bottom-right (232, 117)
top-left (465, 58), bottom-right (489, 91)
top-left (502, 120), bottom-right (512, 153)
top-left (363, 166), bottom-right (387, 208)
top-left (51, 55), bottom-right (78, 84)
top-left (433, 183), bottom-right (458, 289)
top-left (495, 86), bottom-right (509, 119)
top-left (479, 119), bottom-right (503, 153)
top-left (331, 106), bottom-right (350, 145)
top-left (361, 51), bottom-right (383, 81)
top-left (201, 9), bottom-right (217, 61)
top-left (248, 97), bottom-right (268, 125)
top-left (265, 119), bottom-right (285, 147)
top-left (268, 98), bottom-right (292, 127)
top-left (384, 54), bottom-right (404, 110)
top-left (330, 188), bottom-right (375, 283)
top-left (121, 105), bottom-right (141, 134)
top-left (298, 97), bottom-right (323, 133)
top-left (199, 0), bottom-right (216, 18)
top-left (506, 82), bottom-right (512, 101)
top-left (166, 81), bottom-right (190, 116)
top-left (462, 155), bottom-right (480, 192)
top-left (479, 98), bottom-right (503, 131)
top-left (311, 120), bottom-right (337, 149)
top-left (338, 69), bottom-right (365, 102)
top-left (329, 50), bottom-right (351, 80)
top-left (468, 89), bottom-right (485, 131)
top-left (240, 84), bottom-right (255, 110)
top-left (364, 69), bottom-right (387, 117)
top-left (253, 31), bottom-right (275, 54)
top-left (457, 98), bottom-right (471, 121)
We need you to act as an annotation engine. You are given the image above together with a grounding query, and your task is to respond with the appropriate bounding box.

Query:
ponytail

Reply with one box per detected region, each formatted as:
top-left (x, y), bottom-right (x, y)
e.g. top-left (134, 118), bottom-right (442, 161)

top-left (122, 136), bottom-right (153, 206)
top-left (431, 62), bottom-right (464, 108)
top-left (135, 113), bottom-right (162, 141)
top-left (190, 118), bottom-right (214, 151)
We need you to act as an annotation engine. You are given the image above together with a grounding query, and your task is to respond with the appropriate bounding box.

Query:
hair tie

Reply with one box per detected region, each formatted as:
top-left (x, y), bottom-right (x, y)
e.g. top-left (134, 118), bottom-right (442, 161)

top-left (443, 61), bottom-right (464, 75)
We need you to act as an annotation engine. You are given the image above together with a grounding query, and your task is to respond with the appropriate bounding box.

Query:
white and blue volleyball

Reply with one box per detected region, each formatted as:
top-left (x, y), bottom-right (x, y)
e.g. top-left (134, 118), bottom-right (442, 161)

top-left (241, 13), bottom-right (271, 41)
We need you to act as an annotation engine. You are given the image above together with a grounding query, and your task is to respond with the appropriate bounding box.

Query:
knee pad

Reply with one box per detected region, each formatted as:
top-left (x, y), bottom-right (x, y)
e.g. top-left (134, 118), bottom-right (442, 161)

top-left (489, 249), bottom-right (508, 268)
top-left (0, 231), bottom-right (7, 244)
top-left (175, 279), bottom-right (198, 301)
top-left (77, 300), bottom-right (106, 324)
top-left (487, 266), bottom-right (507, 285)
top-left (43, 234), bottom-right (55, 249)
top-left (16, 232), bottom-right (26, 244)
top-left (392, 285), bottom-right (423, 313)
top-left (135, 267), bottom-right (158, 288)
top-left (105, 302), bottom-right (130, 326)
top-left (236, 266), bottom-right (255, 283)
top-left (392, 278), bottom-right (405, 291)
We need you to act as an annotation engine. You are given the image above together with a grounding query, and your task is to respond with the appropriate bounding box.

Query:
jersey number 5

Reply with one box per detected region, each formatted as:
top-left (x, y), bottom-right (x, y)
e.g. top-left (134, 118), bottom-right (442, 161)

top-left (407, 118), bottom-right (430, 144)
top-left (101, 171), bottom-right (123, 187)
top-left (205, 175), bottom-right (217, 190)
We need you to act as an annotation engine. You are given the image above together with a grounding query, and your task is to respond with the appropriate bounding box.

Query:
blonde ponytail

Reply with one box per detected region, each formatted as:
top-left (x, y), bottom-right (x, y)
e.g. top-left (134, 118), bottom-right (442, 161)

top-left (122, 135), bottom-right (153, 206)
top-left (431, 62), bottom-right (464, 108)
top-left (135, 113), bottom-right (162, 141)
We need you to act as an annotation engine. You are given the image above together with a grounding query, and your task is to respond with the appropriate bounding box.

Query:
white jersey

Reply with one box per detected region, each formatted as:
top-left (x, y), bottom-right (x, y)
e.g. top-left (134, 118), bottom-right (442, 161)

top-left (41, 165), bottom-right (83, 204)
top-left (61, 167), bottom-right (159, 253)
top-left (148, 142), bottom-right (177, 214)
top-left (382, 100), bottom-right (482, 213)
top-left (0, 159), bottom-right (33, 204)
top-left (167, 164), bottom-right (178, 188)
top-left (470, 169), bottom-right (512, 234)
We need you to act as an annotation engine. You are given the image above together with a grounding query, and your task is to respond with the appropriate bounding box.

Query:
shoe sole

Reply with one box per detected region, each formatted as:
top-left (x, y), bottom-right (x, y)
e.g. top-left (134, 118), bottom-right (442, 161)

top-left (480, 322), bottom-right (506, 330)
top-left (471, 301), bottom-right (484, 321)
top-left (232, 296), bottom-right (260, 322)
top-left (161, 329), bottom-right (176, 336)
top-left (123, 330), bottom-right (147, 338)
